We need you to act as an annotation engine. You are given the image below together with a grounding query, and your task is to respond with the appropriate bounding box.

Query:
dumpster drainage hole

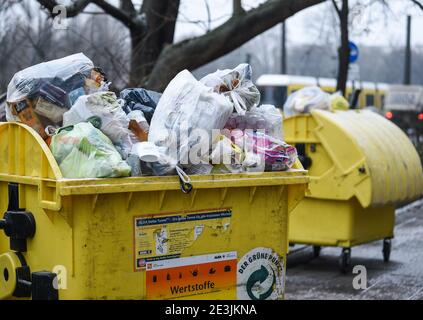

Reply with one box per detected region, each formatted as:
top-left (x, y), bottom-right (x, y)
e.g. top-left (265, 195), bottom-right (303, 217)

top-left (3, 268), bottom-right (8, 282)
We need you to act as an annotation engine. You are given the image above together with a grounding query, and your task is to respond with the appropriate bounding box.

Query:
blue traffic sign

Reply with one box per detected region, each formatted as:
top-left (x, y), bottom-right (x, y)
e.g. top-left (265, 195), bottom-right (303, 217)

top-left (349, 41), bottom-right (359, 63)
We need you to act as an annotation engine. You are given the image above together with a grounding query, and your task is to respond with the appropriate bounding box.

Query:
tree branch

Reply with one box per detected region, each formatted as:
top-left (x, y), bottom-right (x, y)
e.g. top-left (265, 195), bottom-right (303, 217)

top-left (233, 0), bottom-right (245, 16)
top-left (147, 0), bottom-right (325, 90)
top-left (204, 0), bottom-right (212, 31)
top-left (119, 0), bottom-right (136, 16)
top-left (410, 0), bottom-right (423, 10)
top-left (37, 0), bottom-right (142, 29)
top-left (91, 0), bottom-right (141, 29)
top-left (36, 0), bottom-right (91, 17)
top-left (331, 0), bottom-right (341, 16)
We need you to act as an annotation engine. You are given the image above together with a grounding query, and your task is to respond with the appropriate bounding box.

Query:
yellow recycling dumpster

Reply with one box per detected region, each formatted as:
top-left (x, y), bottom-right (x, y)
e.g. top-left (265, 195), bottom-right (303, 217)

top-left (284, 109), bottom-right (423, 272)
top-left (0, 122), bottom-right (308, 300)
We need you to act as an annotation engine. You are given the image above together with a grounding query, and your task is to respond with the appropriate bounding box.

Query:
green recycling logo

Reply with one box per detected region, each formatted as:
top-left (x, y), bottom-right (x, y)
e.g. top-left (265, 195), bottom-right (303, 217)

top-left (237, 247), bottom-right (284, 300)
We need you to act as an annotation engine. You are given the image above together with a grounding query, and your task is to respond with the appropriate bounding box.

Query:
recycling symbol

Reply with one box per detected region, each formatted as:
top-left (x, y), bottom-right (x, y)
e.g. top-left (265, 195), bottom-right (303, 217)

top-left (246, 265), bottom-right (276, 300)
top-left (237, 247), bottom-right (284, 300)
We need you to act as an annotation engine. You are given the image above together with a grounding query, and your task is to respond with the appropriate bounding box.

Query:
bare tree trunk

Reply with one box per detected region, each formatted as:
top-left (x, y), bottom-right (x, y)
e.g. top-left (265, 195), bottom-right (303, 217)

top-left (130, 29), bottom-right (145, 86)
top-left (334, 0), bottom-right (350, 96)
top-left (130, 0), bottom-right (180, 86)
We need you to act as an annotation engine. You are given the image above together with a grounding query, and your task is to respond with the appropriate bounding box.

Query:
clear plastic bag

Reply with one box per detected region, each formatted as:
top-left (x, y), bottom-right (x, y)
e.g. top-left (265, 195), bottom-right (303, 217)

top-left (283, 86), bottom-right (330, 117)
top-left (252, 104), bottom-right (283, 140)
top-left (224, 104), bottom-right (283, 140)
top-left (6, 53), bottom-right (108, 139)
top-left (127, 110), bottom-right (149, 142)
top-left (200, 64), bottom-right (260, 115)
top-left (148, 70), bottom-right (233, 170)
top-left (50, 122), bottom-right (131, 178)
top-left (63, 92), bottom-right (135, 158)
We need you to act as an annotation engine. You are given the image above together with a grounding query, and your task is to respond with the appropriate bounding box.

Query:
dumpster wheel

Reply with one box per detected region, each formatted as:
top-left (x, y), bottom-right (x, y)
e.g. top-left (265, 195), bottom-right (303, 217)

top-left (338, 248), bottom-right (351, 274)
top-left (382, 238), bottom-right (391, 263)
top-left (312, 246), bottom-right (321, 258)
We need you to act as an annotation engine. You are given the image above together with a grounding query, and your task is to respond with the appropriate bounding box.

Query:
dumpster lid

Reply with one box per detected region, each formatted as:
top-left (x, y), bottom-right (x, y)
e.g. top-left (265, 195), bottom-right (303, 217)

top-left (284, 110), bottom-right (423, 207)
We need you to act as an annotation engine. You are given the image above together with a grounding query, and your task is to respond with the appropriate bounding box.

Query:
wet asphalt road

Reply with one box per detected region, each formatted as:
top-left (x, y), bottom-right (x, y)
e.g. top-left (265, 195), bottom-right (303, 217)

top-left (285, 199), bottom-right (423, 300)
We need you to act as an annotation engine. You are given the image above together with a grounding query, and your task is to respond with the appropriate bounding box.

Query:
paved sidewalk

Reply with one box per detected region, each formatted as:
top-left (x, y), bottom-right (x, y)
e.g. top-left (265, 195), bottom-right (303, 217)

top-left (285, 199), bottom-right (423, 300)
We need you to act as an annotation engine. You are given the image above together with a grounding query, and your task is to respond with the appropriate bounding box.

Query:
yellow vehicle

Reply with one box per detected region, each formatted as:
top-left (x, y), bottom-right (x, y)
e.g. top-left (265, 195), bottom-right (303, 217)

top-left (256, 74), bottom-right (388, 110)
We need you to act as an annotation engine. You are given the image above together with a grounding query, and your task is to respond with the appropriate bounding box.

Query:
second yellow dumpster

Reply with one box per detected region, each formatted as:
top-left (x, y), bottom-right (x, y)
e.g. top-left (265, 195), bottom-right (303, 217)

top-left (284, 109), bottom-right (423, 272)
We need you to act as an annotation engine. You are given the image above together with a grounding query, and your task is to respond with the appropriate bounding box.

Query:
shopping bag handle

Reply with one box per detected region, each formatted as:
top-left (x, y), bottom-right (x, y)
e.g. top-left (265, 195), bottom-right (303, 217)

top-left (176, 166), bottom-right (193, 194)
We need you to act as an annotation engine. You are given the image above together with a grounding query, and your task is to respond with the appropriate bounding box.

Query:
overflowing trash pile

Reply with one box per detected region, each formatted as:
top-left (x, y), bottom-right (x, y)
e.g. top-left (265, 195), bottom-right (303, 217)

top-left (5, 53), bottom-right (298, 182)
top-left (283, 86), bottom-right (350, 117)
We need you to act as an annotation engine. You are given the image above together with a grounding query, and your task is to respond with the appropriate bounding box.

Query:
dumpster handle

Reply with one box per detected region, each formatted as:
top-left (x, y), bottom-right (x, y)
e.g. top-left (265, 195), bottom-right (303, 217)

top-left (176, 166), bottom-right (193, 194)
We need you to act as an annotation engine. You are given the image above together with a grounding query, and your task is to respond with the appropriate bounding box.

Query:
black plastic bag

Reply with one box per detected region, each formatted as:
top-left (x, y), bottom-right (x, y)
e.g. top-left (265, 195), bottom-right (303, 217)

top-left (119, 88), bottom-right (161, 124)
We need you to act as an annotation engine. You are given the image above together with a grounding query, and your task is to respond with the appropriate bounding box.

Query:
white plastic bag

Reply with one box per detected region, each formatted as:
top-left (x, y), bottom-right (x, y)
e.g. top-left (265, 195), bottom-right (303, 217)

top-left (200, 64), bottom-right (260, 115)
top-left (63, 91), bottom-right (135, 157)
top-left (50, 122), bottom-right (131, 178)
top-left (283, 86), bottom-right (330, 117)
top-left (148, 70), bottom-right (233, 169)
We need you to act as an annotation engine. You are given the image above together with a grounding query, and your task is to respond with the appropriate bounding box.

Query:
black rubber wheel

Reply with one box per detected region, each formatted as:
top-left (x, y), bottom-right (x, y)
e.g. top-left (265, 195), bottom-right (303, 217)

top-left (382, 238), bottom-right (391, 263)
top-left (338, 248), bottom-right (351, 274)
top-left (313, 246), bottom-right (321, 258)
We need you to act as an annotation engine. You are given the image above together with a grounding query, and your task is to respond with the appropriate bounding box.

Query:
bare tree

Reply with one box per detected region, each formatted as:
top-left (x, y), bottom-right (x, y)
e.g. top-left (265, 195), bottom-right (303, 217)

top-left (35, 0), bottom-right (325, 91)
top-left (332, 0), bottom-right (349, 95)
top-left (331, 0), bottom-right (396, 95)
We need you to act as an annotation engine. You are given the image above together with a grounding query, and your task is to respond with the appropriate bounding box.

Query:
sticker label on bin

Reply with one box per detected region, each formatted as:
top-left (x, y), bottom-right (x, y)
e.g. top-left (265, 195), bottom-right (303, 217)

top-left (134, 209), bottom-right (232, 270)
top-left (237, 247), bottom-right (285, 300)
top-left (146, 251), bottom-right (237, 299)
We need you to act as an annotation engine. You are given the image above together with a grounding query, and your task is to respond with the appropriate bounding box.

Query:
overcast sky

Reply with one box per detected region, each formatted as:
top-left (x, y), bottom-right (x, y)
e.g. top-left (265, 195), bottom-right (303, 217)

top-left (174, 0), bottom-right (423, 47)
top-left (14, 0), bottom-right (423, 48)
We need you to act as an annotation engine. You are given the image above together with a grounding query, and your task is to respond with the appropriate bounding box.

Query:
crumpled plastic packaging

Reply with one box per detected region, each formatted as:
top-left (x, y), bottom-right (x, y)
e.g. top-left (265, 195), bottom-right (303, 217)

top-left (141, 155), bottom-right (178, 176)
top-left (200, 64), bottom-right (260, 115)
top-left (50, 122), bottom-right (131, 178)
top-left (283, 86), bottom-right (330, 117)
top-left (242, 131), bottom-right (297, 171)
top-left (131, 141), bottom-right (177, 176)
top-left (210, 134), bottom-right (245, 174)
top-left (148, 70), bottom-right (233, 171)
top-left (224, 104), bottom-right (283, 140)
top-left (120, 88), bottom-right (161, 124)
top-left (330, 91), bottom-right (350, 111)
top-left (63, 91), bottom-right (135, 158)
top-left (127, 110), bottom-right (149, 142)
top-left (6, 53), bottom-right (108, 139)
